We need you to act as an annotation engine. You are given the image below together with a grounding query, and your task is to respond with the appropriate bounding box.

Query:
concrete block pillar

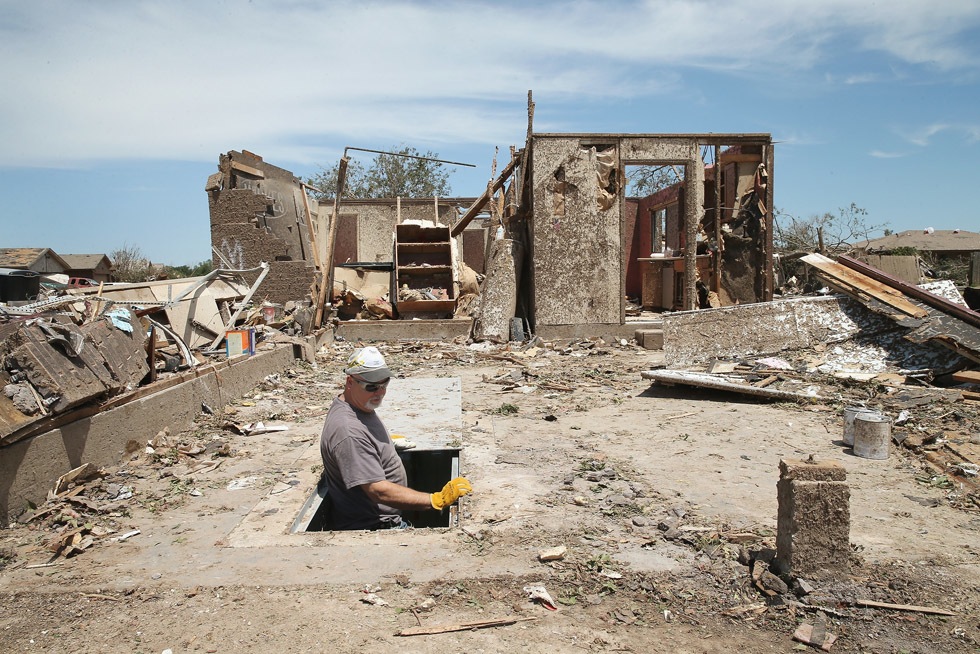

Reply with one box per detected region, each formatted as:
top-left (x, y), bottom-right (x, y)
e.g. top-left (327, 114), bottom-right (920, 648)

top-left (775, 458), bottom-right (850, 578)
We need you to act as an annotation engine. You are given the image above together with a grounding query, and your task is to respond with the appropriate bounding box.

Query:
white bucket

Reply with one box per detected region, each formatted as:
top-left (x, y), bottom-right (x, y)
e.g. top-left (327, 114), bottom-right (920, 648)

top-left (843, 406), bottom-right (881, 446)
top-left (853, 414), bottom-right (892, 460)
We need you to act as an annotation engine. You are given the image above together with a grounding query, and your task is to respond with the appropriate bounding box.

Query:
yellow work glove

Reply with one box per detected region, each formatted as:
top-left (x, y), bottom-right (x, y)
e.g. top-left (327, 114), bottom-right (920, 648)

top-left (430, 477), bottom-right (472, 510)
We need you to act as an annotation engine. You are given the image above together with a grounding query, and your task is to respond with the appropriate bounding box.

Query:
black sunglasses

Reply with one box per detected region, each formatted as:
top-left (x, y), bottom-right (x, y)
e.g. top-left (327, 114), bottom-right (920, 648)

top-left (352, 377), bottom-right (390, 392)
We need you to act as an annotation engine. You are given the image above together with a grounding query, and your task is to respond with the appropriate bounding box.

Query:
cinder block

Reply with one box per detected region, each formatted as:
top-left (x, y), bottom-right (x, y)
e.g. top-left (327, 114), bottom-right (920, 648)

top-left (775, 474), bottom-right (851, 578)
top-left (635, 329), bottom-right (664, 350)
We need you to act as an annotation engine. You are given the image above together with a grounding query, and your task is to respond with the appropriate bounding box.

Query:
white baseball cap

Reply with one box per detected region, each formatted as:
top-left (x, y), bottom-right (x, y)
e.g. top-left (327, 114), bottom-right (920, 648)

top-left (343, 346), bottom-right (391, 383)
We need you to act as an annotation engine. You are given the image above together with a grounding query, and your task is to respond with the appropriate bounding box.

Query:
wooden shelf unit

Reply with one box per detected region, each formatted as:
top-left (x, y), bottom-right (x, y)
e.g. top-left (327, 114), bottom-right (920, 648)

top-left (393, 224), bottom-right (456, 317)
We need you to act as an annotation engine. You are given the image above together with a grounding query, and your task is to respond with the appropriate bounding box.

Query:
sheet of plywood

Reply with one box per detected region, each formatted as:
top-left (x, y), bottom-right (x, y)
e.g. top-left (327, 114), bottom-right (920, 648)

top-left (150, 283), bottom-right (224, 350)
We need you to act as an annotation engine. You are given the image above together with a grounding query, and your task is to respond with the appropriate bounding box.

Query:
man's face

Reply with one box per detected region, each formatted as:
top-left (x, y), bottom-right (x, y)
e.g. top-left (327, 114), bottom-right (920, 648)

top-left (346, 375), bottom-right (389, 412)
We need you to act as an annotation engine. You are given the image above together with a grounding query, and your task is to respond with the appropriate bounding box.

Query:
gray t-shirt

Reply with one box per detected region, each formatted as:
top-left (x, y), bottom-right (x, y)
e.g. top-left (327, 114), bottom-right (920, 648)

top-left (319, 395), bottom-right (407, 529)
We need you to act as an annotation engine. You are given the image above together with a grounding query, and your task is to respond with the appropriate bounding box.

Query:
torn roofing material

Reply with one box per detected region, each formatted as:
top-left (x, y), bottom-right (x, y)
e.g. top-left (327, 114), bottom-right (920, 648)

top-left (661, 295), bottom-right (966, 375)
top-left (803, 253), bottom-right (980, 365)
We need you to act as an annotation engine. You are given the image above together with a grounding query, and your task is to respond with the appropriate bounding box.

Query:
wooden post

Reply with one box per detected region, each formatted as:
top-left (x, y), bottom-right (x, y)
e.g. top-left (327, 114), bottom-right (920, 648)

top-left (970, 251), bottom-right (980, 287)
top-left (314, 157), bottom-right (349, 328)
top-left (300, 184), bottom-right (320, 269)
top-left (713, 144), bottom-right (722, 293)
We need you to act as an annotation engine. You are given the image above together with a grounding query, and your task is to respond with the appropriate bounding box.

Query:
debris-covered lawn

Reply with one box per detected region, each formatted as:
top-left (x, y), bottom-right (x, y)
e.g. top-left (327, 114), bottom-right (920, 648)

top-left (1, 338), bottom-right (978, 653)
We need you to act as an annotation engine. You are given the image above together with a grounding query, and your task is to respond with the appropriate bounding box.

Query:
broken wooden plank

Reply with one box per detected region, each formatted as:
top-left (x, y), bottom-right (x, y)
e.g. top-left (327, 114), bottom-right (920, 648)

top-left (952, 370), bottom-right (980, 385)
top-left (839, 254), bottom-right (980, 329)
top-left (230, 160), bottom-right (265, 179)
top-left (641, 370), bottom-right (823, 402)
top-left (854, 599), bottom-right (957, 616)
top-left (396, 616), bottom-right (536, 636)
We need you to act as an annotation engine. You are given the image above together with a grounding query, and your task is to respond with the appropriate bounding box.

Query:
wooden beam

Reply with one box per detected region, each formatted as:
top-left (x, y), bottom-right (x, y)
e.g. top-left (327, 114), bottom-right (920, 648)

top-left (951, 370), bottom-right (980, 384)
top-left (450, 156), bottom-right (519, 237)
top-left (854, 599), bottom-right (956, 616)
top-left (396, 616), bottom-right (536, 636)
top-left (315, 157), bottom-right (349, 328)
top-left (230, 160), bottom-right (265, 179)
top-left (839, 254), bottom-right (980, 329)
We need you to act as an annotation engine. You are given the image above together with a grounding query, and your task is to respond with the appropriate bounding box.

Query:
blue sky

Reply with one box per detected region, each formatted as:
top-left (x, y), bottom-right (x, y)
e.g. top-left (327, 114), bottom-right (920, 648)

top-left (2, 0), bottom-right (979, 266)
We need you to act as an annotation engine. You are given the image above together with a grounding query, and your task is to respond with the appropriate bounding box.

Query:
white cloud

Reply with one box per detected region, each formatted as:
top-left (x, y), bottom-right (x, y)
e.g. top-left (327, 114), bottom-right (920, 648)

top-left (1, 0), bottom-right (979, 167)
top-left (869, 150), bottom-right (906, 159)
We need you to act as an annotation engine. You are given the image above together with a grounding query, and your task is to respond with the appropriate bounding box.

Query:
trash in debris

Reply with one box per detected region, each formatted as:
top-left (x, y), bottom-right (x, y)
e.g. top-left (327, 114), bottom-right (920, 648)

top-left (523, 585), bottom-right (558, 610)
top-left (537, 545), bottom-right (566, 562)
top-left (792, 621), bottom-right (837, 651)
top-left (949, 463), bottom-right (978, 477)
top-left (115, 529), bottom-right (141, 542)
top-left (360, 593), bottom-right (389, 607)
top-left (222, 421), bottom-right (289, 436)
top-left (226, 476), bottom-right (259, 491)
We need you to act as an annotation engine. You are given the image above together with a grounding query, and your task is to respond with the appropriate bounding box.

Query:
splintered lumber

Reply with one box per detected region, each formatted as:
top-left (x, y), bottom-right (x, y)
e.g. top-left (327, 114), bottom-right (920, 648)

top-left (396, 616), bottom-right (536, 636)
top-left (839, 254), bottom-right (980, 329)
top-left (801, 253), bottom-right (927, 318)
top-left (451, 156), bottom-right (520, 237)
top-left (854, 599), bottom-right (957, 616)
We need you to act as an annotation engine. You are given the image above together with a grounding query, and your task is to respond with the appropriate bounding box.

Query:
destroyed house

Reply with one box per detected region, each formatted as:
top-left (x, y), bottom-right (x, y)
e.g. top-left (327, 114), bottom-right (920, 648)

top-left (206, 132), bottom-right (774, 343)
top-left (516, 133), bottom-right (773, 338)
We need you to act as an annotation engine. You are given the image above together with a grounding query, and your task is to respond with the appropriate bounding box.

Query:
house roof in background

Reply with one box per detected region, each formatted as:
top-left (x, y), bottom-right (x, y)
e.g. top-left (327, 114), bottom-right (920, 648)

top-left (61, 253), bottom-right (112, 269)
top-left (0, 247), bottom-right (70, 270)
top-left (854, 230), bottom-right (980, 252)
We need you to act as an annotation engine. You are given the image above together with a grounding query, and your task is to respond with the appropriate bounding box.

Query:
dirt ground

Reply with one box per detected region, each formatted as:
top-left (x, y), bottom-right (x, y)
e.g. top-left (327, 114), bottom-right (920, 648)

top-left (1, 337), bottom-right (979, 653)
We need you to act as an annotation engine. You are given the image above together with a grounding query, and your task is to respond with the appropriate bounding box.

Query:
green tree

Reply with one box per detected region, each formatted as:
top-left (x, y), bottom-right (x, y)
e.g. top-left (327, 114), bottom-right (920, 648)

top-left (774, 203), bottom-right (887, 254)
top-left (306, 146), bottom-right (451, 201)
top-left (165, 260), bottom-right (214, 279)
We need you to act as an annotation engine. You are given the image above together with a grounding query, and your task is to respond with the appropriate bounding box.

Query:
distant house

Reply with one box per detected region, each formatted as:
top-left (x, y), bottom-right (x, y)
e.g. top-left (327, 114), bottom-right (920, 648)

top-left (61, 253), bottom-right (114, 283)
top-left (854, 229), bottom-right (980, 256)
top-left (0, 248), bottom-right (70, 275)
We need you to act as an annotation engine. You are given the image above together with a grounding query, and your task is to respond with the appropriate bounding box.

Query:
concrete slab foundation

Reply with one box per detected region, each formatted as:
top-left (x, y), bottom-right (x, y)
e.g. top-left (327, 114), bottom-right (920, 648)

top-left (536, 321), bottom-right (663, 343)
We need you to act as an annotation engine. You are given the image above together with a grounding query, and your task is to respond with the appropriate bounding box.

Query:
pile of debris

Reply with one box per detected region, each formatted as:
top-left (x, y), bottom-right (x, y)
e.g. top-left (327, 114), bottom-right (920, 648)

top-left (0, 263), bottom-right (319, 448)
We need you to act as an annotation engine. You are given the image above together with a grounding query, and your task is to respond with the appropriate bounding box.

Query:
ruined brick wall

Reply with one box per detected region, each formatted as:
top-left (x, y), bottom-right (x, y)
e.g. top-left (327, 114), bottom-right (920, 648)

top-left (209, 189), bottom-right (315, 305)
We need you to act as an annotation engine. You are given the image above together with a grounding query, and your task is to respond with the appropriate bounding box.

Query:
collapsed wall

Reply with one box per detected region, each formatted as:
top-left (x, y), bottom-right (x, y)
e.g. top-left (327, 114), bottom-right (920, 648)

top-left (207, 151), bottom-right (317, 305)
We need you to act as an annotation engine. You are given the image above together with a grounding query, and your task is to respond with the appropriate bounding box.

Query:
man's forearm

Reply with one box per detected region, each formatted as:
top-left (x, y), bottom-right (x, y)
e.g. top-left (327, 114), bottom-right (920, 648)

top-left (361, 480), bottom-right (434, 510)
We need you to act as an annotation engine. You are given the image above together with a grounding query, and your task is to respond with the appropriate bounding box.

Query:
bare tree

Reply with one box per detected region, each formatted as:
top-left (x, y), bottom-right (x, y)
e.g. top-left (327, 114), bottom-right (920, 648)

top-left (110, 243), bottom-right (153, 283)
top-left (774, 203), bottom-right (887, 254)
top-left (626, 165), bottom-right (681, 197)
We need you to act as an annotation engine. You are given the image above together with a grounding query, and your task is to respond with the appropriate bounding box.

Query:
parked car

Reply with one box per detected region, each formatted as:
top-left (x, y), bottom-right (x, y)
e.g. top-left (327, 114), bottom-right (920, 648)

top-left (67, 277), bottom-right (100, 288)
